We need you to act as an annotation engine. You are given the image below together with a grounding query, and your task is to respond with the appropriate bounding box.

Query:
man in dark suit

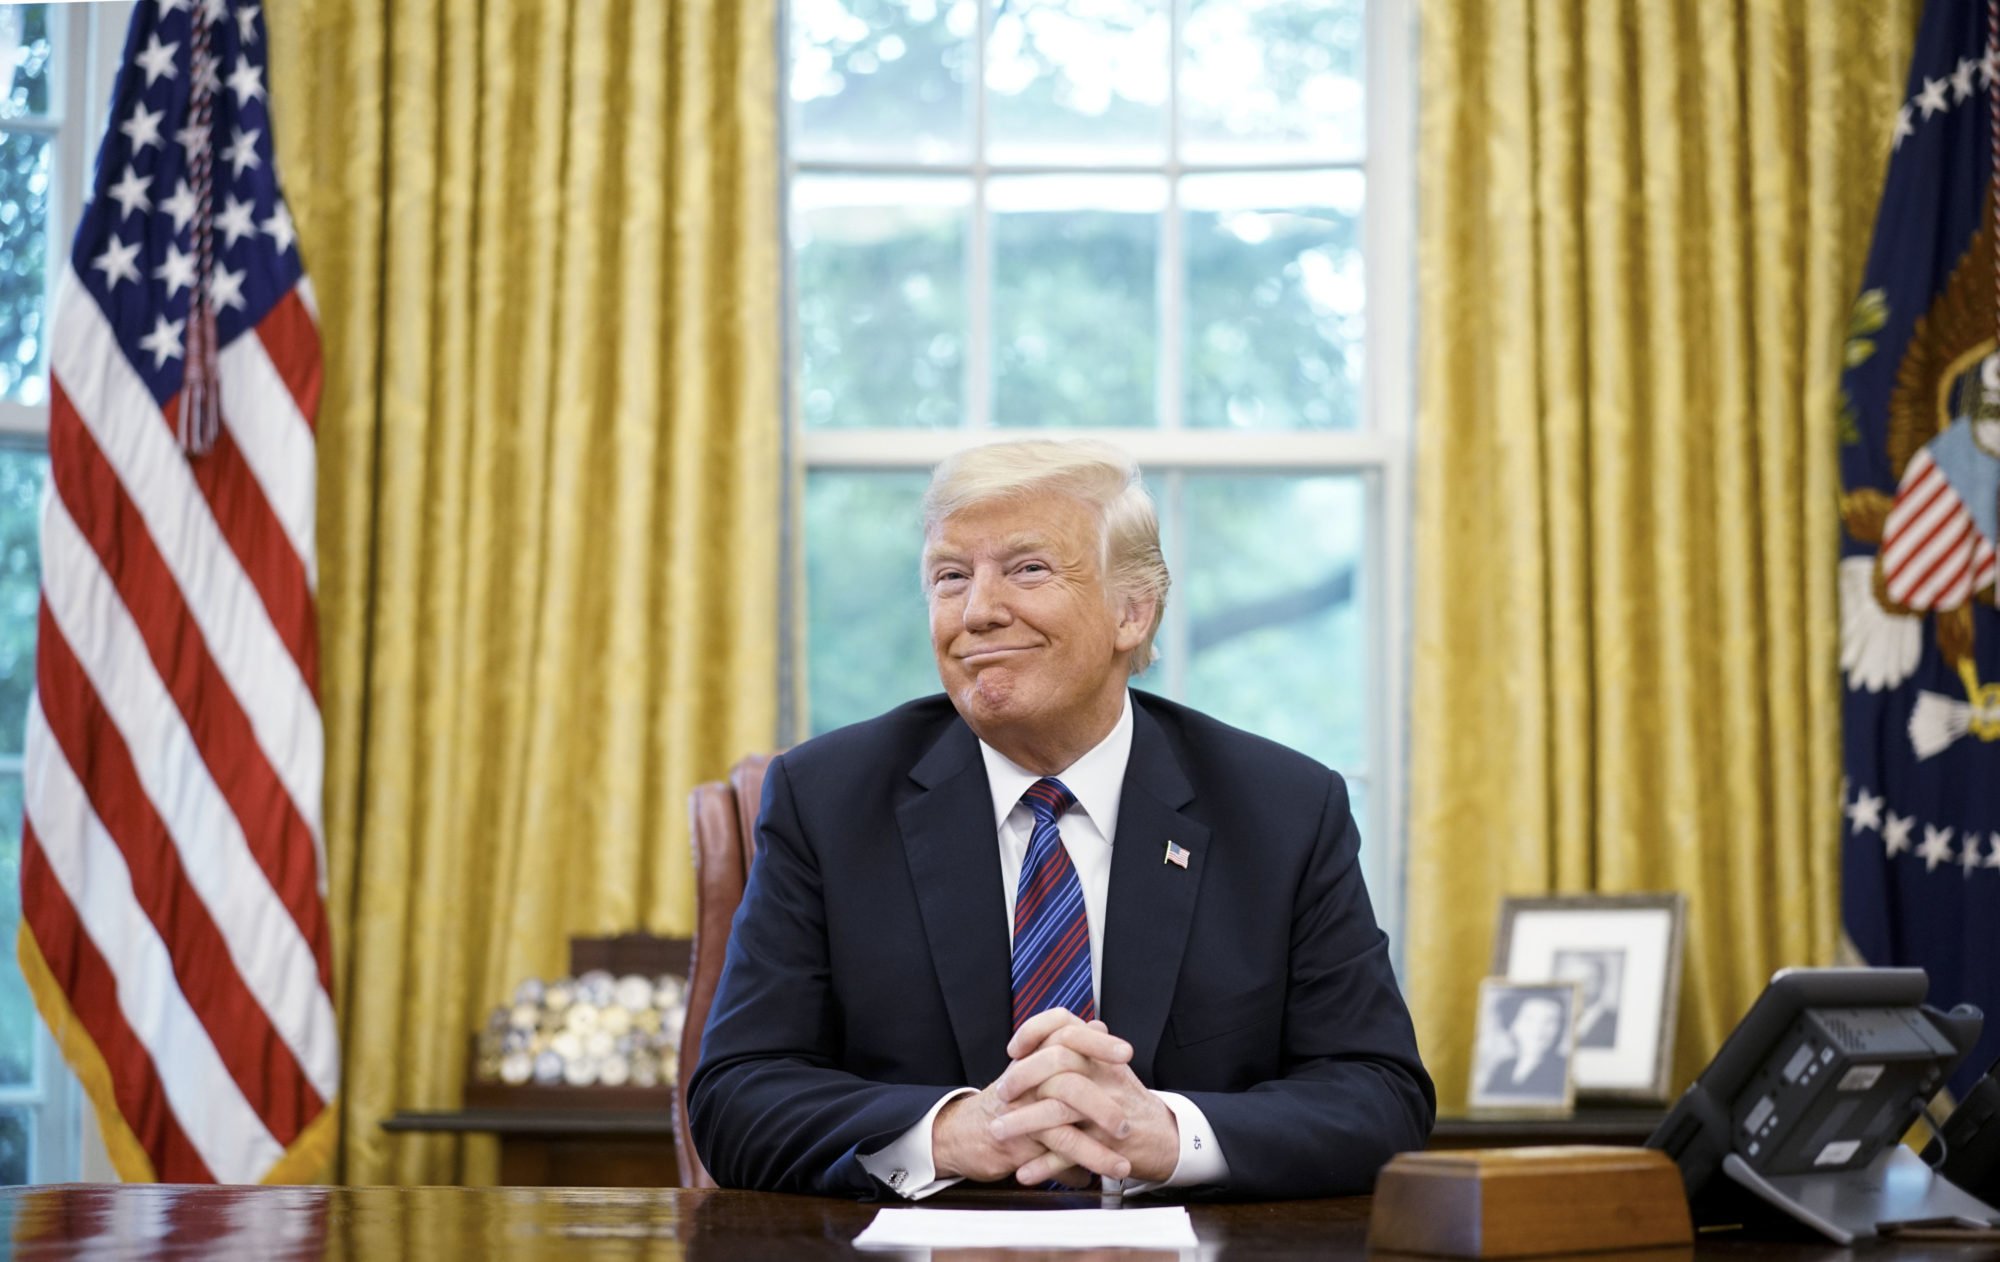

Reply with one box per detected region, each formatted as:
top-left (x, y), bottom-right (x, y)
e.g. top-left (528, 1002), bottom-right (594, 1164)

top-left (688, 440), bottom-right (1434, 1199)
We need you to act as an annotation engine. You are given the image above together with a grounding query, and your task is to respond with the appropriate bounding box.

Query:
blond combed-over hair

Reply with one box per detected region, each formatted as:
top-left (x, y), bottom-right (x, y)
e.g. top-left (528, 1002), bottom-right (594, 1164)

top-left (922, 439), bottom-right (1170, 675)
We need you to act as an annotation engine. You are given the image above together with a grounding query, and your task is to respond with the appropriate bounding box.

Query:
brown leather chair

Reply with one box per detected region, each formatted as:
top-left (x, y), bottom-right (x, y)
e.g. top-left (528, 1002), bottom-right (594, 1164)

top-left (675, 753), bottom-right (773, 1188)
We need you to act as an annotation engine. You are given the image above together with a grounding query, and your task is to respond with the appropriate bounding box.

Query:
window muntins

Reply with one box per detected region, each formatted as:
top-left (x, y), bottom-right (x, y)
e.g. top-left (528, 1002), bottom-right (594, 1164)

top-left (788, 0), bottom-right (1411, 936)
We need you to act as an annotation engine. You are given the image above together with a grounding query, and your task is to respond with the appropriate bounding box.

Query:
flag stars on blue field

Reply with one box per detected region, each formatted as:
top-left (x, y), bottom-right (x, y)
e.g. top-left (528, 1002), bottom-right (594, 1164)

top-left (135, 33), bottom-right (177, 85)
top-left (1845, 786), bottom-right (1884, 834)
top-left (72, 0), bottom-right (302, 406)
top-left (1883, 809), bottom-right (1915, 858)
top-left (223, 126), bottom-right (261, 176)
top-left (1949, 56), bottom-right (1978, 101)
top-left (210, 264), bottom-right (247, 312)
top-left (92, 237), bottom-right (141, 289)
top-left (226, 59), bottom-right (262, 106)
top-left (174, 117), bottom-right (207, 156)
top-left (1915, 75), bottom-right (1949, 118)
top-left (216, 195), bottom-right (256, 246)
top-left (1850, 786), bottom-right (2000, 878)
top-left (107, 166), bottom-right (153, 219)
top-left (156, 242), bottom-right (195, 296)
top-left (163, 180), bottom-right (196, 231)
top-left (1893, 51), bottom-right (2000, 149)
top-left (1917, 824), bottom-right (1954, 872)
top-left (139, 315), bottom-right (184, 367)
top-left (122, 103), bottom-right (165, 151)
top-left (262, 201), bottom-right (295, 254)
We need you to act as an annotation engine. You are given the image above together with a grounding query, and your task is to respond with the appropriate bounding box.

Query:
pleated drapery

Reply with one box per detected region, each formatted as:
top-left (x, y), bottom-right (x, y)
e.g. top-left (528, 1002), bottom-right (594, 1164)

top-left (266, 0), bottom-right (780, 1182)
top-left (1409, 0), bottom-right (1921, 1110)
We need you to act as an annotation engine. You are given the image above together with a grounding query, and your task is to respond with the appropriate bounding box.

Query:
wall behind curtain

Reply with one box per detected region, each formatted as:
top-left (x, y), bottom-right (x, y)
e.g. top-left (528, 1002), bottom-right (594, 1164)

top-left (1410, 0), bottom-right (1921, 1111)
top-left (265, 0), bottom-right (780, 1182)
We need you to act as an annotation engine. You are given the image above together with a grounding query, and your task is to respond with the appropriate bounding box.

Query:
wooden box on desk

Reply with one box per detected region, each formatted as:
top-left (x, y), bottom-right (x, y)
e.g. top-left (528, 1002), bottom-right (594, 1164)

top-left (1368, 1146), bottom-right (1693, 1258)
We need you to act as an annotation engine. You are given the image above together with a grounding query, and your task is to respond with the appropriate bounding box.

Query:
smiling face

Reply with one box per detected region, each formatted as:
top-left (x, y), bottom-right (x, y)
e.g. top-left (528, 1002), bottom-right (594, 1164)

top-left (924, 492), bottom-right (1154, 772)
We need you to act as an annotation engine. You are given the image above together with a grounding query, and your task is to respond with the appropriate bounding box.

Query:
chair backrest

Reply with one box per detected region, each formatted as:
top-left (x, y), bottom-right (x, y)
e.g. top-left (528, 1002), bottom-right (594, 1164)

top-left (675, 753), bottom-right (773, 1189)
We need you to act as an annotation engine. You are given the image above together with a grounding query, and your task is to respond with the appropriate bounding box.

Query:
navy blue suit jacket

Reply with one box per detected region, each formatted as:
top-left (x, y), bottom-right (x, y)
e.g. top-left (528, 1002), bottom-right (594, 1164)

top-left (686, 691), bottom-right (1435, 1198)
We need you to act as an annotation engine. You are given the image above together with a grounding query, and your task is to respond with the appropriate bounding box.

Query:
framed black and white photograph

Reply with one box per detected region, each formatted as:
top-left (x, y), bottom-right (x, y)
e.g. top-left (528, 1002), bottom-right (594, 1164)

top-left (1468, 979), bottom-right (1579, 1114)
top-left (1493, 893), bottom-right (1687, 1103)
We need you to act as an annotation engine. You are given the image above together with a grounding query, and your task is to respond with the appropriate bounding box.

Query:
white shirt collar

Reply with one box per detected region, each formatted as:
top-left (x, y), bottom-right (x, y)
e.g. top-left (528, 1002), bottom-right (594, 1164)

top-left (976, 691), bottom-right (1133, 846)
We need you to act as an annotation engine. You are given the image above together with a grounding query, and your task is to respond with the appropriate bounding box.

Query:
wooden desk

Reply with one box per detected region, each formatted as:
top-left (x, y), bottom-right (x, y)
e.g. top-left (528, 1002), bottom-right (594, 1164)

top-left (374, 1105), bottom-right (1663, 1190)
top-left (5, 1184), bottom-right (2000, 1260)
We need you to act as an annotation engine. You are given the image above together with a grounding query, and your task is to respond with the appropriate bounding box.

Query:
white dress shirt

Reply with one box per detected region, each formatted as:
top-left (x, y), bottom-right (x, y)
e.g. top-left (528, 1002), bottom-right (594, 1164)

top-left (859, 692), bottom-right (1231, 1198)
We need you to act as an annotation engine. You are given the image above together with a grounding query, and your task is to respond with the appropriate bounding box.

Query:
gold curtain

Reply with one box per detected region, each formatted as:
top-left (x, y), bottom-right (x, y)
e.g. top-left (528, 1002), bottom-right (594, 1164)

top-left (264, 0), bottom-right (780, 1182)
top-left (1410, 0), bottom-right (1920, 1111)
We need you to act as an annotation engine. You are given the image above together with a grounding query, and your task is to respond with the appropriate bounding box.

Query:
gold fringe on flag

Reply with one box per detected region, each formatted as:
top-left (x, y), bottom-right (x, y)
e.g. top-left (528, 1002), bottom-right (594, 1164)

top-left (17, 922), bottom-right (341, 1184)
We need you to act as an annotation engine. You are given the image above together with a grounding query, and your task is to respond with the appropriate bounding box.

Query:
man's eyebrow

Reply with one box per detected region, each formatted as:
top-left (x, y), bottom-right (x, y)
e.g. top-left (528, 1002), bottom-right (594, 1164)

top-left (921, 533), bottom-right (1059, 567)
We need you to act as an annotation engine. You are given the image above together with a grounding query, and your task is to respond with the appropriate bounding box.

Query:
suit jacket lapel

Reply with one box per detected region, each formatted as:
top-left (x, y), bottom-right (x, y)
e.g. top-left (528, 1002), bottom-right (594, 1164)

top-left (1101, 701), bottom-right (1208, 1084)
top-left (896, 719), bottom-right (1015, 1087)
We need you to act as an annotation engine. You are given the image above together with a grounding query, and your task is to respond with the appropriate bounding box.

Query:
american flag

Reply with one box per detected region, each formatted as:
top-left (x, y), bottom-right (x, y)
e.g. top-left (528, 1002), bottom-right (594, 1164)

top-left (1879, 444), bottom-right (1999, 610)
top-left (15, 0), bottom-right (336, 1182)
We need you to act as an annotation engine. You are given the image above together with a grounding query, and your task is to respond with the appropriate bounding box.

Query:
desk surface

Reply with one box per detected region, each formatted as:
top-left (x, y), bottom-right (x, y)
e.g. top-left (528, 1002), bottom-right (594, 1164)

top-left (5, 1183), bottom-right (1999, 1260)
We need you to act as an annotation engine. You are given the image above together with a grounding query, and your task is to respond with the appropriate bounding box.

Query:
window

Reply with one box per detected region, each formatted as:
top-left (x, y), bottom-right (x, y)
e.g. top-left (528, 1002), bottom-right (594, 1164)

top-left (787, 0), bottom-right (1414, 931)
top-left (0, 0), bottom-right (125, 1186)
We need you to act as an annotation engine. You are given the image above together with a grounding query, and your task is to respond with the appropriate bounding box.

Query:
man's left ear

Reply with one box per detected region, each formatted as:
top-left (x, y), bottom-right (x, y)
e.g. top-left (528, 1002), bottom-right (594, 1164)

top-left (1113, 593), bottom-right (1157, 654)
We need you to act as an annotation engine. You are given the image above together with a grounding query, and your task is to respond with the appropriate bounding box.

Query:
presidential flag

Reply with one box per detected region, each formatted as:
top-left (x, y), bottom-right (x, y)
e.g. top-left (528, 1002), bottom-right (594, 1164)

top-left (1838, 0), bottom-right (2000, 1094)
top-left (15, 0), bottom-right (336, 1181)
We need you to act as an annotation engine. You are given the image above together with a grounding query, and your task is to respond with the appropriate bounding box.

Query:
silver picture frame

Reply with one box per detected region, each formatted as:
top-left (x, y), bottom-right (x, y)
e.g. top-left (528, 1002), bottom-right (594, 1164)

top-left (1468, 977), bottom-right (1582, 1115)
top-left (1491, 892), bottom-right (1687, 1104)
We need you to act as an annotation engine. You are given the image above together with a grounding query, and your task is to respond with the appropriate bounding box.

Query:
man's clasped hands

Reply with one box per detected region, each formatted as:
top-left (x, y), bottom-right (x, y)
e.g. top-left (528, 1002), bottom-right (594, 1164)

top-left (932, 1008), bottom-right (1180, 1187)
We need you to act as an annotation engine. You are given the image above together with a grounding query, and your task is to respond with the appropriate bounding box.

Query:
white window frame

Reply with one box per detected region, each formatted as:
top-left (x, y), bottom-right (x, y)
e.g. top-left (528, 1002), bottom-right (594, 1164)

top-left (0, 0), bottom-right (129, 1183)
top-left (785, 0), bottom-right (1416, 940)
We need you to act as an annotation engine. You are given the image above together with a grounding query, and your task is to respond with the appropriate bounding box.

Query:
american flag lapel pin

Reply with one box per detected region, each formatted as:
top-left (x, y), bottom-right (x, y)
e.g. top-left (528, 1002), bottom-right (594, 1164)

top-left (1164, 840), bottom-right (1190, 869)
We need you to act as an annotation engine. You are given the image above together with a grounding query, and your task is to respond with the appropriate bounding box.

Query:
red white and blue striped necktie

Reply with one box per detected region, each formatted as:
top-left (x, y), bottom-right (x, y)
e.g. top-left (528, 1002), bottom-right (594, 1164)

top-left (1011, 777), bottom-right (1096, 1030)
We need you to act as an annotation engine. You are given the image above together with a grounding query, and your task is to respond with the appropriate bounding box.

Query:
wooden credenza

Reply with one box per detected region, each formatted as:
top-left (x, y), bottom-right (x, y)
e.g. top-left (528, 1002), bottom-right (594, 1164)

top-left (381, 1102), bottom-right (678, 1188)
top-left (384, 933), bottom-right (689, 1187)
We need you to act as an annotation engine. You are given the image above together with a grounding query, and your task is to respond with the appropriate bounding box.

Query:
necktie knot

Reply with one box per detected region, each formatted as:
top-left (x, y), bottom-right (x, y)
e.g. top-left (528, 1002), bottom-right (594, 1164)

top-left (1022, 777), bottom-right (1076, 826)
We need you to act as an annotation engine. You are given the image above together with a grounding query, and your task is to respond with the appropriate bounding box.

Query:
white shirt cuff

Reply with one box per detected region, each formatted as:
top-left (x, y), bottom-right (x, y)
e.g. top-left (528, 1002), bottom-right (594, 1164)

top-left (1108, 1090), bottom-right (1230, 1195)
top-left (857, 1088), bottom-right (977, 1199)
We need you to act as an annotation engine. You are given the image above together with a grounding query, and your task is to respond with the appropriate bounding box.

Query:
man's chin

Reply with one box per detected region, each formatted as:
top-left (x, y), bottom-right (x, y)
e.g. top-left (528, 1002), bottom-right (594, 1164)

top-left (948, 675), bottom-right (1039, 729)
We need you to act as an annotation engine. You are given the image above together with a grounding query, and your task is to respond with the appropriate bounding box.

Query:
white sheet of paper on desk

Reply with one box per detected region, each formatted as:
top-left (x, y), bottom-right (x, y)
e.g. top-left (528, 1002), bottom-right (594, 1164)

top-left (852, 1206), bottom-right (1199, 1250)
